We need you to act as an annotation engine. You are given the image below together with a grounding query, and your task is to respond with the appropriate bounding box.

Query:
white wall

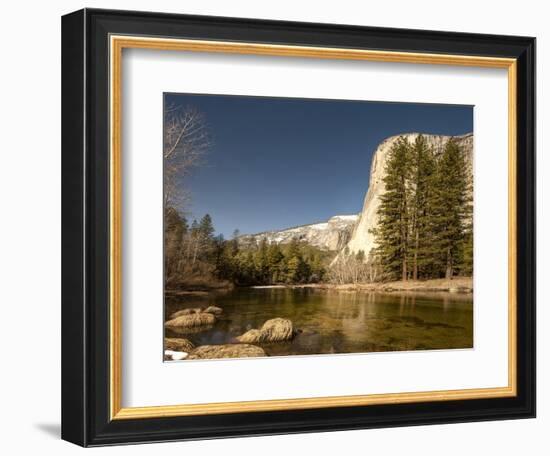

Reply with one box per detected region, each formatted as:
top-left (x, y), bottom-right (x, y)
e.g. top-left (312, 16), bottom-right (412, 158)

top-left (0, 0), bottom-right (545, 454)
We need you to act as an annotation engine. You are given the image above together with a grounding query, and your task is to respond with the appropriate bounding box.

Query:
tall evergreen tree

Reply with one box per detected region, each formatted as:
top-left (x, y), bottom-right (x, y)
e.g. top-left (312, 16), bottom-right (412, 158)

top-left (164, 207), bottom-right (188, 284)
top-left (189, 219), bottom-right (199, 241)
top-left (198, 214), bottom-right (215, 239)
top-left (409, 135), bottom-right (436, 280)
top-left (373, 136), bottom-right (411, 281)
top-left (426, 138), bottom-right (469, 279)
top-left (282, 239), bottom-right (310, 283)
top-left (266, 243), bottom-right (284, 283)
top-left (460, 224), bottom-right (474, 275)
top-left (198, 214), bottom-right (215, 261)
top-left (309, 253), bottom-right (325, 283)
top-left (216, 240), bottom-right (236, 281)
top-left (255, 238), bottom-right (270, 283)
top-left (460, 165), bottom-right (474, 275)
top-left (285, 256), bottom-right (302, 283)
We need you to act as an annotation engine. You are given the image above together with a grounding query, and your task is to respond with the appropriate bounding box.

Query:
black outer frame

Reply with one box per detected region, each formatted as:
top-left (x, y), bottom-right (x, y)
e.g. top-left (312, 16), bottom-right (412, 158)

top-left (61, 8), bottom-right (536, 447)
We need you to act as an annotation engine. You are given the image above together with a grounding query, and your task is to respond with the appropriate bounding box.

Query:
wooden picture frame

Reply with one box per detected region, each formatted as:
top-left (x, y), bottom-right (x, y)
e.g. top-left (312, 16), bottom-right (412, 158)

top-left (62, 8), bottom-right (535, 446)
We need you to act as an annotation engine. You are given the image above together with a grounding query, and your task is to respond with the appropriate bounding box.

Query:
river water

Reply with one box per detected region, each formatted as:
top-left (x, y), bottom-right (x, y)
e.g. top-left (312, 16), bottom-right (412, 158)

top-left (165, 287), bottom-right (473, 357)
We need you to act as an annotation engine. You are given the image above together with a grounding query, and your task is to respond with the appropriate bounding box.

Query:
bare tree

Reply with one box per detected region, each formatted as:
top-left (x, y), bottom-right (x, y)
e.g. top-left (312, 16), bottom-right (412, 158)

top-left (365, 251), bottom-right (382, 283)
top-left (328, 248), bottom-right (370, 285)
top-left (164, 104), bottom-right (211, 209)
top-left (163, 105), bottom-right (211, 288)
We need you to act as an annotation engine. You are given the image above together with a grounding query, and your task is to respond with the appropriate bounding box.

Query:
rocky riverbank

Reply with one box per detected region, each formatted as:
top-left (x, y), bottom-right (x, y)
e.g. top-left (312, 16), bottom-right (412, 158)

top-left (164, 306), bottom-right (295, 361)
top-left (253, 277), bottom-right (473, 293)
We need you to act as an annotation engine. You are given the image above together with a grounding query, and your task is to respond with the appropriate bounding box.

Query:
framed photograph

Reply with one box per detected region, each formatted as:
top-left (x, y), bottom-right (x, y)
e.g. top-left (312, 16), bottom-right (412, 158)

top-left (62, 8), bottom-right (535, 446)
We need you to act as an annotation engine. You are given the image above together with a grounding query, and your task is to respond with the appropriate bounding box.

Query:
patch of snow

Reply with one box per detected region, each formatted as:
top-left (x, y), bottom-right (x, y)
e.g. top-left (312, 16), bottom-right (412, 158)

top-left (330, 214), bottom-right (359, 221)
top-left (165, 350), bottom-right (189, 361)
top-left (309, 223), bottom-right (329, 230)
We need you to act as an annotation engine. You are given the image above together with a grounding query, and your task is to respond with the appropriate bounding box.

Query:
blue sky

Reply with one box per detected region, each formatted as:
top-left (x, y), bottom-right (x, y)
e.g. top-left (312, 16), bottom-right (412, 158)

top-left (165, 93), bottom-right (473, 238)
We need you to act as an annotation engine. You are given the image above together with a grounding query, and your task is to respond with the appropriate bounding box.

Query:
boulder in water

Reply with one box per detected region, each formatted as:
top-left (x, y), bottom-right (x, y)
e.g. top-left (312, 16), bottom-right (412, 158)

top-left (170, 305), bottom-right (223, 319)
top-left (204, 305), bottom-right (223, 315)
top-left (164, 337), bottom-right (195, 352)
top-left (261, 318), bottom-right (294, 342)
top-left (170, 308), bottom-right (202, 318)
top-left (165, 312), bottom-right (216, 328)
top-left (236, 318), bottom-right (294, 343)
top-left (236, 329), bottom-right (263, 344)
top-left (187, 344), bottom-right (266, 359)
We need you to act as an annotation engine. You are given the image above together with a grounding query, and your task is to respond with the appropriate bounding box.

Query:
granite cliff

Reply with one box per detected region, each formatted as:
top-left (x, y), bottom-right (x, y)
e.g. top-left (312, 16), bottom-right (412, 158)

top-left (339, 133), bottom-right (473, 260)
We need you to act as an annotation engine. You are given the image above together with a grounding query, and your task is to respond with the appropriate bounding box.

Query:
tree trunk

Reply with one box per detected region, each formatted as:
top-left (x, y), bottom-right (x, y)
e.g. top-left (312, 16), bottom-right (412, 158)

top-left (445, 247), bottom-right (453, 280)
top-left (413, 228), bottom-right (419, 281)
top-left (191, 239), bottom-right (199, 266)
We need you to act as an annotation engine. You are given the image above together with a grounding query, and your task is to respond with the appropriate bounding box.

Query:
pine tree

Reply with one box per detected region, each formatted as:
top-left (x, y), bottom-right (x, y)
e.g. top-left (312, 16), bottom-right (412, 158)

top-left (460, 166), bottom-right (474, 275)
top-left (164, 207), bottom-right (188, 284)
top-left (198, 214), bottom-right (215, 239)
top-left (236, 250), bottom-right (256, 285)
top-left (216, 241), bottom-right (236, 281)
top-left (426, 138), bottom-right (469, 279)
top-left (409, 135), bottom-right (436, 280)
top-left (212, 233), bottom-right (225, 277)
top-left (285, 239), bottom-right (301, 258)
top-left (460, 225), bottom-right (474, 275)
top-left (266, 243), bottom-right (284, 283)
top-left (255, 238), bottom-right (270, 284)
top-left (282, 239), bottom-right (309, 283)
top-left (309, 253), bottom-right (325, 283)
top-left (285, 256), bottom-right (301, 283)
top-left (373, 136), bottom-right (411, 281)
top-left (198, 214), bottom-right (215, 262)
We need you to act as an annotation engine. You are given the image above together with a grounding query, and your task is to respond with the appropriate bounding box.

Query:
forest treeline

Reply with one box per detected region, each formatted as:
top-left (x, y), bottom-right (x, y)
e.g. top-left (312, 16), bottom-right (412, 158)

top-left (165, 210), bottom-right (330, 288)
top-left (371, 134), bottom-right (472, 281)
top-left (163, 103), bottom-right (331, 289)
top-left (164, 105), bottom-right (473, 289)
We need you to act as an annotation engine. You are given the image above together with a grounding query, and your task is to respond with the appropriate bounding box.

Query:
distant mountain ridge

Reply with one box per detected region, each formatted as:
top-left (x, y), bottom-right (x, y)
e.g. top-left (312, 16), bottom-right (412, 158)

top-left (239, 214), bottom-right (359, 251)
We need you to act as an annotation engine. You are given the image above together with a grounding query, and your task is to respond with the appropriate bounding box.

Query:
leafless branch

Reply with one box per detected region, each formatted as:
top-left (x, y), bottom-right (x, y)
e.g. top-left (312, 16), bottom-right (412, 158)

top-left (164, 104), bottom-right (211, 209)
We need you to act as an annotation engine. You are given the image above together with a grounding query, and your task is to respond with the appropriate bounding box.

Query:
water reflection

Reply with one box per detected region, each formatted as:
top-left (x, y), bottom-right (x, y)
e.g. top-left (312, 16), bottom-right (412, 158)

top-left (165, 288), bottom-right (473, 357)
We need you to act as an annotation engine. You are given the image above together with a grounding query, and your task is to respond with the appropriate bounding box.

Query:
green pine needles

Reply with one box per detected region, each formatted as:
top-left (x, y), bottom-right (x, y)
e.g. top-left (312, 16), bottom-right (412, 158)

top-left (372, 135), bottom-right (473, 281)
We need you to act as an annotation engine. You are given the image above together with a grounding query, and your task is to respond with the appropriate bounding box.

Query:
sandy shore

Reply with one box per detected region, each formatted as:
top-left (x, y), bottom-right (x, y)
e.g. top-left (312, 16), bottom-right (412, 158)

top-left (257, 277), bottom-right (473, 293)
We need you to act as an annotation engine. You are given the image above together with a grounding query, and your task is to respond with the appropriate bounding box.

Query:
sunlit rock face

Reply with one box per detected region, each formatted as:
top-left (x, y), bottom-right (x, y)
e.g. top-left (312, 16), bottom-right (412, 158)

top-left (338, 133), bottom-right (473, 262)
top-left (239, 214), bottom-right (359, 251)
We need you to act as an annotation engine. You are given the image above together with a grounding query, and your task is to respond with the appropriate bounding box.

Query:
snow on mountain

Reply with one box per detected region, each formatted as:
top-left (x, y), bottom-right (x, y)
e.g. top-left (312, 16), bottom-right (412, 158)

top-left (239, 214), bottom-right (359, 251)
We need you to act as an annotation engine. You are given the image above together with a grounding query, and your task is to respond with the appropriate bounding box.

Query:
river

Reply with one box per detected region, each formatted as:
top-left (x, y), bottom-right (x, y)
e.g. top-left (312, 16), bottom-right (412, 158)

top-left (165, 287), bottom-right (473, 357)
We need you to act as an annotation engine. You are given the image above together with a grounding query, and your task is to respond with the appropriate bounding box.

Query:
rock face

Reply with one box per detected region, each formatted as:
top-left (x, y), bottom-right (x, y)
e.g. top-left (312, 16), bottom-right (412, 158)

top-left (239, 215), bottom-right (359, 251)
top-left (187, 344), bottom-right (266, 359)
top-left (237, 318), bottom-right (294, 343)
top-left (338, 133), bottom-right (473, 261)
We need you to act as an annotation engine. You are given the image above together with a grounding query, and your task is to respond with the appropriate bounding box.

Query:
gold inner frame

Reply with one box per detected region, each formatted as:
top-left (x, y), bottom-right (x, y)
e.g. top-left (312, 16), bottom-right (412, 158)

top-left (109, 35), bottom-right (518, 420)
